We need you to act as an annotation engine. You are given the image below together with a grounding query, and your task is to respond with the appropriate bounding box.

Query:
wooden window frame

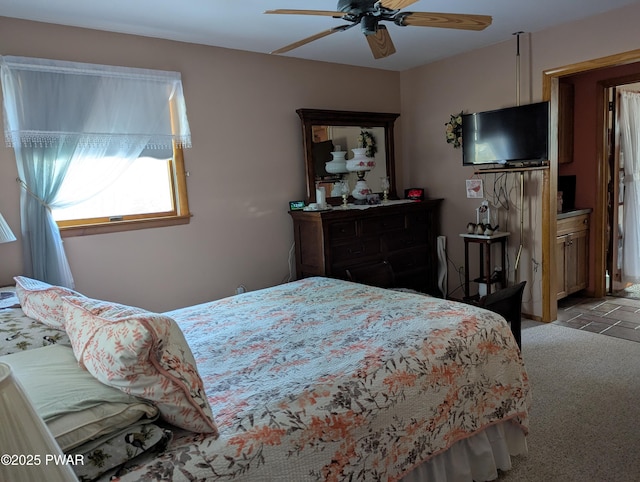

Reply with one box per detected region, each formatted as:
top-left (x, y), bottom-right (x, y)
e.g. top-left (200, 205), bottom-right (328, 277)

top-left (58, 145), bottom-right (191, 237)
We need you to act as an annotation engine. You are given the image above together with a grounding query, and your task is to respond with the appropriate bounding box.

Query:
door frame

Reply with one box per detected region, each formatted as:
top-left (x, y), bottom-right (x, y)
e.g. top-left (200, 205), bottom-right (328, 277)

top-left (604, 77), bottom-right (640, 293)
top-left (541, 49), bottom-right (640, 322)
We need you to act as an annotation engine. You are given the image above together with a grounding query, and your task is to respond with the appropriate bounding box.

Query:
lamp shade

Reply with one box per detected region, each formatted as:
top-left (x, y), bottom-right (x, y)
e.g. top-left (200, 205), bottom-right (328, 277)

top-left (0, 363), bottom-right (78, 482)
top-left (0, 213), bottom-right (16, 244)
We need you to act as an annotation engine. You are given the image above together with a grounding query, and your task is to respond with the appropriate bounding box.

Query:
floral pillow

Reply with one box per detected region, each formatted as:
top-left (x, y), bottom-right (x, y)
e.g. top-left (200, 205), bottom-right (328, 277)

top-left (62, 296), bottom-right (218, 435)
top-left (14, 276), bottom-right (84, 329)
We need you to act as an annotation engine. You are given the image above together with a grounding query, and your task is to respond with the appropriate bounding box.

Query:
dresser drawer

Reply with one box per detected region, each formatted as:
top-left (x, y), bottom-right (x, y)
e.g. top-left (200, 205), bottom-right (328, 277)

top-left (389, 249), bottom-right (428, 272)
top-left (406, 211), bottom-right (429, 228)
top-left (557, 213), bottom-right (589, 236)
top-left (383, 229), bottom-right (427, 252)
top-left (332, 238), bottom-right (381, 262)
top-left (329, 221), bottom-right (357, 240)
top-left (361, 215), bottom-right (405, 235)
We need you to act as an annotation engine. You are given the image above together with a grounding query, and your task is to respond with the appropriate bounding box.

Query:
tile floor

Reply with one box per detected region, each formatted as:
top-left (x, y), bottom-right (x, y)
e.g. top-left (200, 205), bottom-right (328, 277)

top-left (555, 294), bottom-right (640, 343)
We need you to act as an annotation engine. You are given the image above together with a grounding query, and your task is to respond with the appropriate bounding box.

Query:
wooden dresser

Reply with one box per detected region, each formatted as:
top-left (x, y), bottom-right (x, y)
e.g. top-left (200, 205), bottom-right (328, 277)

top-left (289, 199), bottom-right (443, 296)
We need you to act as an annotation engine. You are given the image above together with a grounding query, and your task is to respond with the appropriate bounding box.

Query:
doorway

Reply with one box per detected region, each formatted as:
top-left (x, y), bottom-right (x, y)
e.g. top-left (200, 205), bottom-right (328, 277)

top-left (607, 82), bottom-right (640, 299)
top-left (542, 49), bottom-right (640, 323)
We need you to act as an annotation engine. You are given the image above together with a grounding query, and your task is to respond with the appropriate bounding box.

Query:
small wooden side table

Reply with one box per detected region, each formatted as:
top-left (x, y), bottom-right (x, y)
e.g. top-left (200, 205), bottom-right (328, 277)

top-left (460, 232), bottom-right (510, 300)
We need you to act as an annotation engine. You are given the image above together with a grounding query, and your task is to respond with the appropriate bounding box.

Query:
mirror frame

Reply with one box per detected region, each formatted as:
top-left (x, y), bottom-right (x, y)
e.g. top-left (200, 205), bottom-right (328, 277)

top-left (297, 108), bottom-right (400, 205)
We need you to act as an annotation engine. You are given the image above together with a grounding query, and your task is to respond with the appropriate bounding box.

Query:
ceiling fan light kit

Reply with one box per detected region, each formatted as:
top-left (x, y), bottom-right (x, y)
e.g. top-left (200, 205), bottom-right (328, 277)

top-left (266, 0), bottom-right (491, 59)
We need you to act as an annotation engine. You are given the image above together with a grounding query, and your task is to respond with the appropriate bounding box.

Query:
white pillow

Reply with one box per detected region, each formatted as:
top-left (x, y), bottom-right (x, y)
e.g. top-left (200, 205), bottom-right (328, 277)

top-left (50, 402), bottom-right (158, 452)
top-left (0, 344), bottom-right (158, 451)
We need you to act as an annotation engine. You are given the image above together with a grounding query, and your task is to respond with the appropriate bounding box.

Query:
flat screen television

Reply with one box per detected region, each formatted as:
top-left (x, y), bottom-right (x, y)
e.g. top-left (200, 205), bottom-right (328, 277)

top-left (462, 101), bottom-right (549, 167)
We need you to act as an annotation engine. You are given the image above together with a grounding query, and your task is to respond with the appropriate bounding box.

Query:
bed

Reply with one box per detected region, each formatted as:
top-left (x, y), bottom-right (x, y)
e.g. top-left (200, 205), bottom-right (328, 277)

top-left (0, 288), bottom-right (71, 356)
top-left (0, 276), bottom-right (530, 482)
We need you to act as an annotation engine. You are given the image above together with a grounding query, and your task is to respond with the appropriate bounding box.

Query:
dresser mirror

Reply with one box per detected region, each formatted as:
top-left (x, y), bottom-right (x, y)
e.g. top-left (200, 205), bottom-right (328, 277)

top-left (296, 109), bottom-right (400, 205)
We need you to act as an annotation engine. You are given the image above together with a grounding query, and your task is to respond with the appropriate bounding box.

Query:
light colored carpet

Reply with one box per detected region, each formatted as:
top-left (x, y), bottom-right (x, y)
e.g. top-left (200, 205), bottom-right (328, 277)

top-left (498, 320), bottom-right (640, 482)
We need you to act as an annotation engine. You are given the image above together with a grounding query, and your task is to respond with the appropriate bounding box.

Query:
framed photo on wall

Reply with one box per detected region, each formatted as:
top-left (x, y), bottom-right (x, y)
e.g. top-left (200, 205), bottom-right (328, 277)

top-left (466, 179), bottom-right (484, 198)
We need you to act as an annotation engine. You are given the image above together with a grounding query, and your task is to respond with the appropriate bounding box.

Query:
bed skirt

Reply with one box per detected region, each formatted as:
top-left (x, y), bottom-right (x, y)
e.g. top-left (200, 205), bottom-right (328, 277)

top-left (401, 421), bottom-right (527, 482)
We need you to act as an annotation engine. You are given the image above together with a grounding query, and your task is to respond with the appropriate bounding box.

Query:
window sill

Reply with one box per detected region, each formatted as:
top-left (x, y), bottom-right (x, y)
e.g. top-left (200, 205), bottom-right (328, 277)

top-left (59, 214), bottom-right (192, 238)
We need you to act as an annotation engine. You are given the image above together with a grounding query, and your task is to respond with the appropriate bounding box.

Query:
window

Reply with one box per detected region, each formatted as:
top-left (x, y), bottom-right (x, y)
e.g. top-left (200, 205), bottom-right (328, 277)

top-left (2, 56), bottom-right (193, 238)
top-left (53, 147), bottom-right (190, 237)
top-left (1, 55), bottom-right (193, 285)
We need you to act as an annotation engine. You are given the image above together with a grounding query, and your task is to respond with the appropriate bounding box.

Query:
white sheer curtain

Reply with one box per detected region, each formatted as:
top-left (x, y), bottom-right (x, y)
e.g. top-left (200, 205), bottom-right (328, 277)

top-left (1, 56), bottom-right (191, 288)
top-left (619, 90), bottom-right (640, 283)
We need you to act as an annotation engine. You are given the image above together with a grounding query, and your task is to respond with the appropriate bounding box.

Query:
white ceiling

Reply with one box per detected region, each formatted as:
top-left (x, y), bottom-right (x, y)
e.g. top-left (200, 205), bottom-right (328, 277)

top-left (1, 0), bottom-right (639, 71)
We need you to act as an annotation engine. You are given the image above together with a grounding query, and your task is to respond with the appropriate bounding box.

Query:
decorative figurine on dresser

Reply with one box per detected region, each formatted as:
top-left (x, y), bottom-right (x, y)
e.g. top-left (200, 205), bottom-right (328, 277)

top-left (290, 108), bottom-right (443, 296)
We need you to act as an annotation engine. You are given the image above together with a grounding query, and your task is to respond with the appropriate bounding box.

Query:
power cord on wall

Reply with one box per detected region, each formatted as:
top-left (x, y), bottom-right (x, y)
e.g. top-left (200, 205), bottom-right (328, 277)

top-left (444, 247), bottom-right (466, 298)
top-left (281, 242), bottom-right (295, 284)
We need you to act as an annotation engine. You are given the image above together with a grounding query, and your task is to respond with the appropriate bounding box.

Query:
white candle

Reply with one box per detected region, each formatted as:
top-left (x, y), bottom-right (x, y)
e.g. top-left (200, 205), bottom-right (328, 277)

top-left (316, 187), bottom-right (326, 208)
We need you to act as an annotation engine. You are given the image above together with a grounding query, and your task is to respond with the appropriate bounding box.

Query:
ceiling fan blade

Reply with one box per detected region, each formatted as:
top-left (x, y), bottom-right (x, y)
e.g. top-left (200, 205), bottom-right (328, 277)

top-left (379, 0), bottom-right (419, 10)
top-left (399, 12), bottom-right (492, 31)
top-left (265, 9), bottom-right (346, 17)
top-left (366, 25), bottom-right (396, 60)
top-left (271, 25), bottom-right (353, 55)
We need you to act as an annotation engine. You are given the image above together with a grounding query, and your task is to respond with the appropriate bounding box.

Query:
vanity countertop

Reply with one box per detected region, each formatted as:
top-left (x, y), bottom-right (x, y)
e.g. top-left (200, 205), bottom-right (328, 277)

top-left (557, 208), bottom-right (592, 220)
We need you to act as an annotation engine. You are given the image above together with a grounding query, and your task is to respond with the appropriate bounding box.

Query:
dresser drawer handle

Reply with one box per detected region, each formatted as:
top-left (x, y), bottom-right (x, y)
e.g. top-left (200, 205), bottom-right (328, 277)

top-left (347, 248), bottom-right (363, 255)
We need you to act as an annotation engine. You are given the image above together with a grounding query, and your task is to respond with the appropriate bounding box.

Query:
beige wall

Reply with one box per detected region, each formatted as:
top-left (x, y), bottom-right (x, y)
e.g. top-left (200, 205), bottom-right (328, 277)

top-left (0, 17), bottom-right (400, 311)
top-left (400, 3), bottom-right (640, 317)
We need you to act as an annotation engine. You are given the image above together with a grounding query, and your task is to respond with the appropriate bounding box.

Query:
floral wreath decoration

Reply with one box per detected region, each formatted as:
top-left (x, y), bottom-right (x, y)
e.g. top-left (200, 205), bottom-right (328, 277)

top-left (358, 130), bottom-right (377, 158)
top-left (445, 112), bottom-right (463, 149)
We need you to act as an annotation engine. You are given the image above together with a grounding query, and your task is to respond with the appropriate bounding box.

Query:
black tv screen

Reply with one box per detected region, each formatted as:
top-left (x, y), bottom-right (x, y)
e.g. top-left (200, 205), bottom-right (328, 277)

top-left (462, 101), bottom-right (549, 166)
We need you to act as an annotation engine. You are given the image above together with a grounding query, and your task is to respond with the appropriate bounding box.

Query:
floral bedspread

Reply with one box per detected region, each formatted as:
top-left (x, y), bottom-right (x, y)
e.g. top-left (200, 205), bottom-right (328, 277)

top-left (111, 277), bottom-right (531, 482)
top-left (0, 289), bottom-right (71, 356)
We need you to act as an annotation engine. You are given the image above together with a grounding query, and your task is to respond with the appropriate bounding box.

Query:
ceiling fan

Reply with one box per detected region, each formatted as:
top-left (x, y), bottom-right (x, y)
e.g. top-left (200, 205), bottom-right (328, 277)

top-left (265, 0), bottom-right (492, 60)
